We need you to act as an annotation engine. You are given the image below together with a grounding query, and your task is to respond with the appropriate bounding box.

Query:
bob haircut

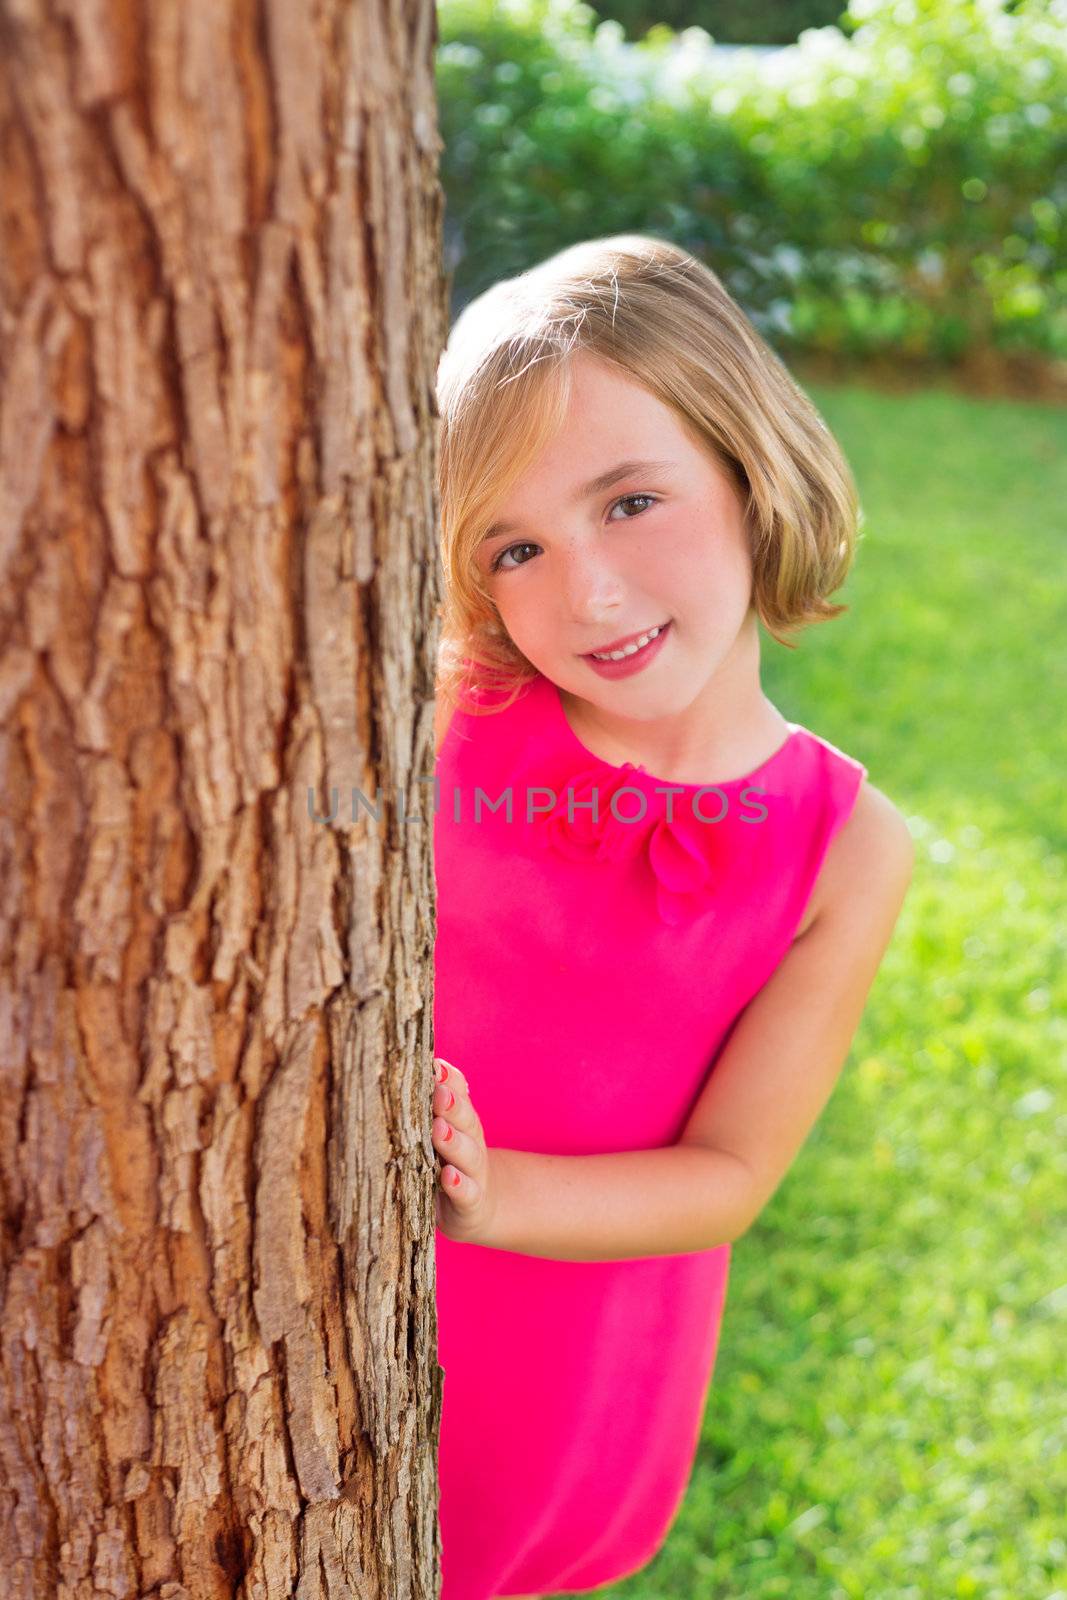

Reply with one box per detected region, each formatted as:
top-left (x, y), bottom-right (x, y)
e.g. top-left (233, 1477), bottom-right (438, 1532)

top-left (434, 233), bottom-right (861, 717)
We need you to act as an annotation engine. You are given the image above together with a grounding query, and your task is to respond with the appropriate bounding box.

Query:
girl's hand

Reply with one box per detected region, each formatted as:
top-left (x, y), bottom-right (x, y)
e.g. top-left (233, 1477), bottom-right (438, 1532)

top-left (431, 1058), bottom-right (496, 1244)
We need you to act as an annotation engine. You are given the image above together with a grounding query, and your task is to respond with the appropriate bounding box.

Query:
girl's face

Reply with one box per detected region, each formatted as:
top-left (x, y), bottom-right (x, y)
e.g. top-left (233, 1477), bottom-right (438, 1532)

top-left (476, 351), bottom-right (756, 720)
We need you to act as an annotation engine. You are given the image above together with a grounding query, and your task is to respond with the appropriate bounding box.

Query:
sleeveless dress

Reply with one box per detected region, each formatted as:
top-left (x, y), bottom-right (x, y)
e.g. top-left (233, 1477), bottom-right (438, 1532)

top-left (432, 669), bottom-right (868, 1600)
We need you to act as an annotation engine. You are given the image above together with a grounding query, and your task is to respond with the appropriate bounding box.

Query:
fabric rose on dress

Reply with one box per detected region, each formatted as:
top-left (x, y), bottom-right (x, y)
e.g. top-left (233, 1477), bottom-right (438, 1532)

top-left (537, 763), bottom-right (651, 864)
top-left (647, 811), bottom-right (723, 926)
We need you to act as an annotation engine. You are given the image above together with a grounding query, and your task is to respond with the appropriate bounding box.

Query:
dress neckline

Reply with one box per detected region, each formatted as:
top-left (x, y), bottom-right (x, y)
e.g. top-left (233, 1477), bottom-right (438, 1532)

top-left (542, 674), bottom-right (802, 793)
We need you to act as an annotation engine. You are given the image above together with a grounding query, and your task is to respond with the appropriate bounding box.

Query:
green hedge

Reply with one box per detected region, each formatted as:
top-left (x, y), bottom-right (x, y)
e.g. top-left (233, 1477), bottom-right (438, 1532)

top-left (585, 0), bottom-right (850, 45)
top-left (436, 0), bottom-right (1067, 365)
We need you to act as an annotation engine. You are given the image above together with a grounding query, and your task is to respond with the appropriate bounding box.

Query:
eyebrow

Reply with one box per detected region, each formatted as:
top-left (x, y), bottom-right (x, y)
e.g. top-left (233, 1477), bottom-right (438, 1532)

top-left (480, 458), bottom-right (679, 544)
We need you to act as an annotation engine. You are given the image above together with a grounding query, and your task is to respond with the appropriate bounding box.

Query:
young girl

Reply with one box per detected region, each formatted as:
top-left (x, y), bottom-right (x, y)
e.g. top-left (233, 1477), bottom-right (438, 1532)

top-left (429, 234), bottom-right (914, 1600)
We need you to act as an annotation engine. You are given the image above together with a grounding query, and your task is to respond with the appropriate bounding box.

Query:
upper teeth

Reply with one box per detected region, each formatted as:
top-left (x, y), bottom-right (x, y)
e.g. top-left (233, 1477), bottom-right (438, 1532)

top-left (591, 624), bottom-right (666, 661)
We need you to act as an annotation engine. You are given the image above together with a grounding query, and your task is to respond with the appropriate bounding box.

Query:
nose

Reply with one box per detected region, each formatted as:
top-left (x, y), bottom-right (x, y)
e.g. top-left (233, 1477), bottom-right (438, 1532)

top-left (559, 540), bottom-right (625, 625)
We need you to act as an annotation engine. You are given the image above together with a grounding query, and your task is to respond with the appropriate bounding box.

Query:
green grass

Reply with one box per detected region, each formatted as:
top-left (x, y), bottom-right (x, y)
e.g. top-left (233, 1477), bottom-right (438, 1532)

top-left (573, 381), bottom-right (1067, 1600)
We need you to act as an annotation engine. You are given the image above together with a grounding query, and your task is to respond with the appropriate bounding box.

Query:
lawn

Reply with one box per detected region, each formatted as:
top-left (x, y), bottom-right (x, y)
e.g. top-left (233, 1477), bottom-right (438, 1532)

top-left (578, 379), bottom-right (1067, 1600)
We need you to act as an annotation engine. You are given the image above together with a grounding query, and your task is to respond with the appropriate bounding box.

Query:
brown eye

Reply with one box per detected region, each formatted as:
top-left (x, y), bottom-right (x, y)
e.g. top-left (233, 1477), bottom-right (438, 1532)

top-left (609, 493), bottom-right (657, 519)
top-left (490, 541), bottom-right (539, 574)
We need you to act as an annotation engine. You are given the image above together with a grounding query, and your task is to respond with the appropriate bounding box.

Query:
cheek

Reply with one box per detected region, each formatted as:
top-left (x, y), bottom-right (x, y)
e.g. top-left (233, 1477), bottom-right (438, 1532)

top-left (654, 516), bottom-right (737, 597)
top-left (489, 584), bottom-right (542, 646)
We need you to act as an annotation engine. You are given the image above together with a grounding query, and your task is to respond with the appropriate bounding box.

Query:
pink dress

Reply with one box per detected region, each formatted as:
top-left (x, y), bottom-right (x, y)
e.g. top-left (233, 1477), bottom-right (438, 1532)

top-left (432, 669), bottom-right (868, 1599)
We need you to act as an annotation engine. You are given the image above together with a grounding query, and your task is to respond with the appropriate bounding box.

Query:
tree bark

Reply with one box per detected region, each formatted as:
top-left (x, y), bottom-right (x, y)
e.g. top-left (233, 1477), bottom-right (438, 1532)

top-left (0, 1), bottom-right (448, 1595)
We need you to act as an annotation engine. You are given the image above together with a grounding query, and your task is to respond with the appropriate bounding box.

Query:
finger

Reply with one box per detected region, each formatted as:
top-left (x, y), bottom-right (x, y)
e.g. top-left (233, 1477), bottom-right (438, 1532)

top-left (431, 1117), bottom-right (485, 1178)
top-left (434, 1056), bottom-right (468, 1095)
top-left (433, 1063), bottom-right (483, 1147)
top-left (438, 1160), bottom-right (481, 1206)
top-left (433, 1076), bottom-right (482, 1137)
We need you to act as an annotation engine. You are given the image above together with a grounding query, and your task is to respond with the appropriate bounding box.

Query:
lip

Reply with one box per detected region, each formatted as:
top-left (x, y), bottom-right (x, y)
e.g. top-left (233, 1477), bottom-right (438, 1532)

top-left (581, 619), bottom-right (672, 680)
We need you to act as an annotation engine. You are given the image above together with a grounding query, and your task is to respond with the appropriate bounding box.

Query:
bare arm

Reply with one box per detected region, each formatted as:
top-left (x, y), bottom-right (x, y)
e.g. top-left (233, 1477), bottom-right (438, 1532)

top-left (674, 782), bottom-right (914, 1222)
top-left (432, 782), bottom-right (914, 1262)
top-left (478, 1143), bottom-right (755, 1261)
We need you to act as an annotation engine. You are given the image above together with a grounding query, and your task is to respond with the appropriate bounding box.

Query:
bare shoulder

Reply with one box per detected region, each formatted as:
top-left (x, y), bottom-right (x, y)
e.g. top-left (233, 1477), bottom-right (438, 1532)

top-left (800, 778), bottom-right (915, 936)
top-left (832, 778), bottom-right (915, 898)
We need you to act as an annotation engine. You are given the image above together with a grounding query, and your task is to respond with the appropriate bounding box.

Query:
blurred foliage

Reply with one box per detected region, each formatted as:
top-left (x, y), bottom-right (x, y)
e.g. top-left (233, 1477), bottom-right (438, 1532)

top-left (571, 377), bottom-right (1067, 1599)
top-left (436, 0), bottom-right (1067, 368)
top-left (584, 0), bottom-right (849, 45)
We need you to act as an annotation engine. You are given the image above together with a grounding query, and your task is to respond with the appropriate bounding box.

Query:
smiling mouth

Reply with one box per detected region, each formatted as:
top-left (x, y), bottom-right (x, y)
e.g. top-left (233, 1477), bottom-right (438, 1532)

top-left (584, 621), bottom-right (670, 661)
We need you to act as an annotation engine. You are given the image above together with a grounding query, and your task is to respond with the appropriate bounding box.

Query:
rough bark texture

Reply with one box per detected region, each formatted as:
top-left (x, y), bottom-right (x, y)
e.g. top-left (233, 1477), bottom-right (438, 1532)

top-left (0, 1), bottom-right (448, 1595)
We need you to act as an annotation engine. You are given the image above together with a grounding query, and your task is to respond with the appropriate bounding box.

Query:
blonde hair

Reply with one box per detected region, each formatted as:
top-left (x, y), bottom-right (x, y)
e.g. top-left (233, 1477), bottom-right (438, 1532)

top-left (434, 233), bottom-right (861, 716)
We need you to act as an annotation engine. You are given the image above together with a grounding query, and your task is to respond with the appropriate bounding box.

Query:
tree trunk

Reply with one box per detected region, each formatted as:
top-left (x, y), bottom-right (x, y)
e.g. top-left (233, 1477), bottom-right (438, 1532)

top-left (0, 1), bottom-right (448, 1595)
